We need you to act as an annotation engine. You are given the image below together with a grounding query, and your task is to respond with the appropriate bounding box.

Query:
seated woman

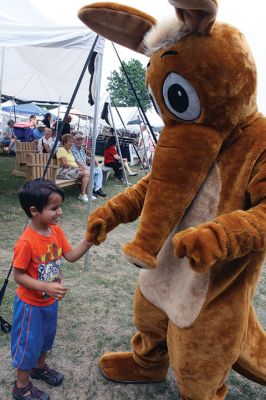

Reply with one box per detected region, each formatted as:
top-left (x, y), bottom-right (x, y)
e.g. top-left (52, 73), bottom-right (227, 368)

top-left (56, 134), bottom-right (91, 203)
top-left (37, 127), bottom-right (53, 153)
top-left (104, 136), bottom-right (138, 181)
top-left (0, 119), bottom-right (17, 156)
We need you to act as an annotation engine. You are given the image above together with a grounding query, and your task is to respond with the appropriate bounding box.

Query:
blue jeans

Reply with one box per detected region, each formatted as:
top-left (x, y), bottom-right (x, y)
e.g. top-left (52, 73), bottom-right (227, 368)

top-left (86, 166), bottom-right (103, 191)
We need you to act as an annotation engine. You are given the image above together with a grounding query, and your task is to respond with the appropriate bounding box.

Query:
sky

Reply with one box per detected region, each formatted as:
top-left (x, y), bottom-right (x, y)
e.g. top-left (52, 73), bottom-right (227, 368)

top-left (27, 0), bottom-right (266, 112)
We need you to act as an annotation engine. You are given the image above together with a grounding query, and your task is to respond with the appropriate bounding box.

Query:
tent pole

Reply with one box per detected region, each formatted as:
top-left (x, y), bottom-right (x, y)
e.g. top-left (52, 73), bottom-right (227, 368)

top-left (0, 47), bottom-right (5, 107)
top-left (85, 115), bottom-right (88, 137)
top-left (112, 102), bottom-right (144, 168)
top-left (84, 47), bottom-right (104, 272)
top-left (42, 34), bottom-right (100, 178)
top-left (55, 96), bottom-right (61, 138)
top-left (112, 43), bottom-right (157, 145)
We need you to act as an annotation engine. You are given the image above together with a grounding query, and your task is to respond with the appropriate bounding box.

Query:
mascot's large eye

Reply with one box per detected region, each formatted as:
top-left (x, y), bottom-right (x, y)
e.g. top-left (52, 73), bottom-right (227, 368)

top-left (163, 73), bottom-right (201, 121)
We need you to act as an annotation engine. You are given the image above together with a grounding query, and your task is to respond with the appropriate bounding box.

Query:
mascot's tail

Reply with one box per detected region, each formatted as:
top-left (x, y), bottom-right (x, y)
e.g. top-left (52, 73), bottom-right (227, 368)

top-left (233, 305), bottom-right (266, 385)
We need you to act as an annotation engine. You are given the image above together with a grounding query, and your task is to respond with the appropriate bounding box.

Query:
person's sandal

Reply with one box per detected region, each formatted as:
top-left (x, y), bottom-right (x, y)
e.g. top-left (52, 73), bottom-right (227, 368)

top-left (12, 381), bottom-right (50, 400)
top-left (30, 364), bottom-right (64, 386)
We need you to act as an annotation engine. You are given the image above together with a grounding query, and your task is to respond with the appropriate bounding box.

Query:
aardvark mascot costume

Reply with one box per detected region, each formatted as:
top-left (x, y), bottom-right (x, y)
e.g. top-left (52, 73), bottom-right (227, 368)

top-left (79, 1), bottom-right (266, 398)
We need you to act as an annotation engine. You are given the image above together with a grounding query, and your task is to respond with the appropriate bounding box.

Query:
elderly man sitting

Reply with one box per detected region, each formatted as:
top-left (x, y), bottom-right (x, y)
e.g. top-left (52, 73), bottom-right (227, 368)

top-left (72, 133), bottom-right (107, 197)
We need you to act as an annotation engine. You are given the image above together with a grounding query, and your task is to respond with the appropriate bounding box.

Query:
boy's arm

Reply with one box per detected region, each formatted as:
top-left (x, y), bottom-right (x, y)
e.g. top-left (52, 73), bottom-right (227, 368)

top-left (64, 239), bottom-right (92, 263)
top-left (86, 174), bottom-right (150, 244)
top-left (13, 268), bottom-right (67, 301)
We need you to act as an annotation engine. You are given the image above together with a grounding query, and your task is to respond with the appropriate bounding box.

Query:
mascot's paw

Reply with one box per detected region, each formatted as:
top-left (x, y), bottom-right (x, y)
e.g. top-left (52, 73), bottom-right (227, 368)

top-left (86, 208), bottom-right (109, 245)
top-left (122, 242), bottom-right (157, 270)
top-left (99, 352), bottom-right (167, 383)
top-left (86, 216), bottom-right (107, 245)
top-left (172, 222), bottom-right (228, 273)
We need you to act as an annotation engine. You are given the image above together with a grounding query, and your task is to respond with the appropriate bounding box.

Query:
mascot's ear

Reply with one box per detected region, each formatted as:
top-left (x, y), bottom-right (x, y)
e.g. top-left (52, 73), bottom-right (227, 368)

top-left (78, 2), bottom-right (157, 54)
top-left (169, 0), bottom-right (218, 34)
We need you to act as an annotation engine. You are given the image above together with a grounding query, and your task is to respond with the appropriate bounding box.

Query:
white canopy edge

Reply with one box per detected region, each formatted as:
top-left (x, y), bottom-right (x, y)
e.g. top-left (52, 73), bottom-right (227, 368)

top-left (0, 23), bottom-right (104, 52)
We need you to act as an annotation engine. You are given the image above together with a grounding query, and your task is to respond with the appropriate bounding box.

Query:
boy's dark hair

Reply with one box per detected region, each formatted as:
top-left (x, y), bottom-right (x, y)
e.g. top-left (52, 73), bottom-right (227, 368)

top-left (19, 179), bottom-right (65, 218)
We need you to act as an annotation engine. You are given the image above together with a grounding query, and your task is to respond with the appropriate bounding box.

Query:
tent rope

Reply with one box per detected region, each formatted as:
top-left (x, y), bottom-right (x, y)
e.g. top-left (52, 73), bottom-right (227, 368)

top-left (112, 43), bottom-right (157, 145)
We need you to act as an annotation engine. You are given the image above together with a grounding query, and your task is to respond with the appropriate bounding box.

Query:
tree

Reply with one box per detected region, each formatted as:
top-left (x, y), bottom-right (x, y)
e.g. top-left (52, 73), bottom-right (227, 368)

top-left (107, 58), bottom-right (151, 112)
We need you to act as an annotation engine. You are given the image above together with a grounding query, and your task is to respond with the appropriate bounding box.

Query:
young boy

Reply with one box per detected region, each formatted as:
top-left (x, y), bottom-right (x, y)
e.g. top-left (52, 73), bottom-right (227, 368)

top-left (11, 179), bottom-right (92, 400)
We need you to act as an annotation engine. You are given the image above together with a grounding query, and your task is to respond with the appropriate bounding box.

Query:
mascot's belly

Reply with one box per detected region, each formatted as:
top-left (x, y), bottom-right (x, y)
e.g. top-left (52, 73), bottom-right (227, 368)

top-left (139, 163), bottom-right (222, 328)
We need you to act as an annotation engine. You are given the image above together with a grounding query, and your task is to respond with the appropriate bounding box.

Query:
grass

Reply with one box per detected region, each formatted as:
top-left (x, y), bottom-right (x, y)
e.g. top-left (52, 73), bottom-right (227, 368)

top-left (0, 155), bottom-right (265, 399)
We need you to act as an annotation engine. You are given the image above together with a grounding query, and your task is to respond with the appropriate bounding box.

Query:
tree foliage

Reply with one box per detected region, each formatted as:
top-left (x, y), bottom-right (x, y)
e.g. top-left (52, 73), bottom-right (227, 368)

top-left (107, 58), bottom-right (151, 111)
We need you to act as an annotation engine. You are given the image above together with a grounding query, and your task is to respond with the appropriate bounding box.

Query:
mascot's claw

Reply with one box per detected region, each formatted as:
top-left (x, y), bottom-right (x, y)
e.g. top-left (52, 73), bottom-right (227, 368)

top-left (99, 352), bottom-right (167, 383)
top-left (172, 222), bottom-right (228, 273)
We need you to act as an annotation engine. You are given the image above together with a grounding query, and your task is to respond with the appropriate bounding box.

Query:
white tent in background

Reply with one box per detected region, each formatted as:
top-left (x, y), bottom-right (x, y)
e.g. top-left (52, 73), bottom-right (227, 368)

top-left (50, 105), bottom-right (92, 132)
top-left (100, 106), bottom-right (163, 130)
top-left (0, 0), bottom-right (104, 117)
top-left (101, 107), bottom-right (138, 129)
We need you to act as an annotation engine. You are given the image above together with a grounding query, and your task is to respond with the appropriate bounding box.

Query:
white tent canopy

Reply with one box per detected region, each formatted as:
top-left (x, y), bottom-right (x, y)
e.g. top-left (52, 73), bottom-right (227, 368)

top-left (0, 0), bottom-right (104, 116)
top-left (100, 106), bottom-right (163, 130)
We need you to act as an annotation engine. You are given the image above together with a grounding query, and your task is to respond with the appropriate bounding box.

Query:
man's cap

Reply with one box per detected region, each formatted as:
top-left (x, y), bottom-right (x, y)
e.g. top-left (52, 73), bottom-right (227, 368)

top-left (74, 133), bottom-right (84, 140)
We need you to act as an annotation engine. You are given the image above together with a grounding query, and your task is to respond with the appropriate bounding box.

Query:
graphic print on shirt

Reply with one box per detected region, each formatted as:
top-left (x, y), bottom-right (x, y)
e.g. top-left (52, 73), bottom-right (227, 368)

top-left (35, 243), bottom-right (63, 299)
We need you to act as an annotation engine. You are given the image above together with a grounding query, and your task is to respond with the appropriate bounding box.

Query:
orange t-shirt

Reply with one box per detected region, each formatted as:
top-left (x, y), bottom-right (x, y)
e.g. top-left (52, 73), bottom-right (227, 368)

top-left (13, 225), bottom-right (72, 306)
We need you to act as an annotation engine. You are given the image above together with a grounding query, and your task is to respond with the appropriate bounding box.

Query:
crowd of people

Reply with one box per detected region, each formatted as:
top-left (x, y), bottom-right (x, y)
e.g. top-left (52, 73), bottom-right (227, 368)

top-left (1, 114), bottom-right (159, 202)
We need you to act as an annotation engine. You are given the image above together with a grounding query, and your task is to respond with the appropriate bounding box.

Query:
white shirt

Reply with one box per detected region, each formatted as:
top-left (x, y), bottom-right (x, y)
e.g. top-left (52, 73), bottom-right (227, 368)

top-left (37, 136), bottom-right (54, 153)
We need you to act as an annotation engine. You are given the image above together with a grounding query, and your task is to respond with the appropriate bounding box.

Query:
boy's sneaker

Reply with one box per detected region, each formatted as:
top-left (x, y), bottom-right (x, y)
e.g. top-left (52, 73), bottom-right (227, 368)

top-left (12, 381), bottom-right (50, 400)
top-left (78, 194), bottom-right (88, 202)
top-left (30, 364), bottom-right (64, 386)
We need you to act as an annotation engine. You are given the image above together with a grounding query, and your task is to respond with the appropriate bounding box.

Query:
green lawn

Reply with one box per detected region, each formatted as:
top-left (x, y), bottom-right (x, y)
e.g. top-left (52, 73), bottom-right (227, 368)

top-left (0, 155), bottom-right (265, 399)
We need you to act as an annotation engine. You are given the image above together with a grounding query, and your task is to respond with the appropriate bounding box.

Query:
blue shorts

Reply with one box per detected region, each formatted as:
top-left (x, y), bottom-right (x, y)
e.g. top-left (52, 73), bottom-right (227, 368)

top-left (11, 296), bottom-right (58, 370)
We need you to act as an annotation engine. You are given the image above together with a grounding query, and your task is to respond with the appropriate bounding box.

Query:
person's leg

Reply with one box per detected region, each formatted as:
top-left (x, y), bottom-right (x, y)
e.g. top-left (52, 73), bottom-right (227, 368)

top-left (11, 297), bottom-right (50, 399)
top-left (167, 289), bottom-right (250, 400)
top-left (93, 166), bottom-right (103, 191)
top-left (233, 305), bottom-right (266, 385)
top-left (99, 285), bottom-right (170, 382)
top-left (93, 167), bottom-right (107, 196)
top-left (8, 138), bottom-right (16, 153)
top-left (16, 369), bottom-right (31, 389)
top-left (79, 170), bottom-right (90, 196)
top-left (30, 301), bottom-right (63, 387)
top-left (35, 352), bottom-right (46, 369)
top-left (112, 160), bottom-right (123, 180)
top-left (105, 161), bottom-right (123, 180)
top-left (123, 158), bottom-right (138, 176)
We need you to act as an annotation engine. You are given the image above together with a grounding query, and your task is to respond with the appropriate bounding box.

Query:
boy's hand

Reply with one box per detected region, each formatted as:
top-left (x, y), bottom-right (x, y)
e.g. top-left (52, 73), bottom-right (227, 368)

top-left (44, 282), bottom-right (68, 301)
